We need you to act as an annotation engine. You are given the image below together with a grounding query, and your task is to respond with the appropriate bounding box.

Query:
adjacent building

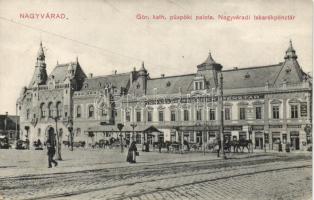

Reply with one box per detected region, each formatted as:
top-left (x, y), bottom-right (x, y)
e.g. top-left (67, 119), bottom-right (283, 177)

top-left (0, 112), bottom-right (20, 142)
top-left (17, 41), bottom-right (312, 150)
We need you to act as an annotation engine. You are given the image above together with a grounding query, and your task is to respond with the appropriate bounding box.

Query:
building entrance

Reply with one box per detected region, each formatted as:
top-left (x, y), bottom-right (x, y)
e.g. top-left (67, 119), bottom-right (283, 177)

top-left (290, 131), bottom-right (300, 150)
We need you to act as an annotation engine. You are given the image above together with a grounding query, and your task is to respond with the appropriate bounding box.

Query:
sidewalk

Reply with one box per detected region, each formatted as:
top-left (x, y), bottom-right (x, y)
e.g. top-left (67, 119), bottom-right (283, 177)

top-left (0, 148), bottom-right (310, 178)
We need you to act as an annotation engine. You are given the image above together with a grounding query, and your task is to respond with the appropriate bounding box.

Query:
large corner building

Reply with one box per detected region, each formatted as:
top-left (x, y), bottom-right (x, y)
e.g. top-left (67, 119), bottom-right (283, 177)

top-left (17, 41), bottom-right (312, 150)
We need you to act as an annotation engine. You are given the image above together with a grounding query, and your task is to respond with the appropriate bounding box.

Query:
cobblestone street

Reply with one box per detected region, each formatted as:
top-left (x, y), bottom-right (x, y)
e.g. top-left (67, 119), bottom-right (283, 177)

top-left (0, 149), bottom-right (311, 200)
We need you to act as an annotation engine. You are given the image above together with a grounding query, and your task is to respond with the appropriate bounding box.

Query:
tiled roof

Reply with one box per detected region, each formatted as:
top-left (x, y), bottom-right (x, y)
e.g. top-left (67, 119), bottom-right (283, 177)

top-left (146, 74), bottom-right (195, 95)
top-left (49, 63), bottom-right (75, 84)
top-left (146, 63), bottom-right (286, 94)
top-left (222, 64), bottom-right (283, 89)
top-left (48, 62), bottom-right (86, 85)
top-left (81, 73), bottom-right (131, 90)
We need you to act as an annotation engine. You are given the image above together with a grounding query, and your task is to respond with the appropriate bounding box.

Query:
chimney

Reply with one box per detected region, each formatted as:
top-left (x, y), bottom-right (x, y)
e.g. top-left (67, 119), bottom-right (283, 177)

top-left (115, 70), bottom-right (117, 75)
top-left (88, 73), bottom-right (93, 78)
top-left (161, 74), bottom-right (165, 78)
top-left (5, 112), bottom-right (8, 116)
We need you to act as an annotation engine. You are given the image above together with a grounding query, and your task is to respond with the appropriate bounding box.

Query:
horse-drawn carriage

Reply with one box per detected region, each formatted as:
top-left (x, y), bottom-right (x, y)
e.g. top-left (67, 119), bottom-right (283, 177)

top-left (207, 138), bottom-right (252, 153)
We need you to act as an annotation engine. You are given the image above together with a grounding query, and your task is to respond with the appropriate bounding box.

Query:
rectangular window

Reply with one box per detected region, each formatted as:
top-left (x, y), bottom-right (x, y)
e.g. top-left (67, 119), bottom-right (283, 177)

top-left (159, 111), bottom-right (164, 122)
top-left (195, 82), bottom-right (199, 90)
top-left (189, 132), bottom-right (194, 142)
top-left (136, 111), bottom-right (141, 122)
top-left (272, 106), bottom-right (279, 119)
top-left (210, 109), bottom-right (215, 120)
top-left (196, 110), bottom-right (202, 121)
top-left (225, 108), bottom-right (230, 120)
top-left (255, 107), bottom-right (262, 119)
top-left (199, 82), bottom-right (203, 90)
top-left (171, 111), bottom-right (176, 122)
top-left (147, 111), bottom-right (152, 122)
top-left (291, 105), bottom-right (298, 119)
top-left (126, 111), bottom-right (130, 122)
top-left (184, 110), bottom-right (189, 121)
top-left (239, 108), bottom-right (246, 120)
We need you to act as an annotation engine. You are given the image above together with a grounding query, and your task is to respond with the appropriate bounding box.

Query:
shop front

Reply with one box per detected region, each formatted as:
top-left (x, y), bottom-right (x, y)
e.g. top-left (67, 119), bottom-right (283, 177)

top-left (290, 131), bottom-right (300, 150)
top-left (271, 132), bottom-right (281, 150)
top-left (252, 125), bottom-right (264, 149)
top-left (255, 131), bottom-right (264, 149)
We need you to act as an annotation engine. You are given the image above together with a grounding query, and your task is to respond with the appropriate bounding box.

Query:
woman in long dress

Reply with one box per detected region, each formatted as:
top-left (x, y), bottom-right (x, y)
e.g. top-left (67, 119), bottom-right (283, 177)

top-left (127, 141), bottom-right (137, 163)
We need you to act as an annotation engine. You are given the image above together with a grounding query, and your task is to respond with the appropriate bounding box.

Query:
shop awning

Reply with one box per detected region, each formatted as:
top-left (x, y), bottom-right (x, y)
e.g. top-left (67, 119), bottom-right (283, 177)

top-left (85, 125), bottom-right (163, 133)
top-left (176, 125), bottom-right (220, 131)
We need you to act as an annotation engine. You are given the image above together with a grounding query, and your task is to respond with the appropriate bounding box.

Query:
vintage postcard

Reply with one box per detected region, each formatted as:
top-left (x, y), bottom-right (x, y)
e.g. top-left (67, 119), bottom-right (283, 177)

top-left (0, 0), bottom-right (312, 199)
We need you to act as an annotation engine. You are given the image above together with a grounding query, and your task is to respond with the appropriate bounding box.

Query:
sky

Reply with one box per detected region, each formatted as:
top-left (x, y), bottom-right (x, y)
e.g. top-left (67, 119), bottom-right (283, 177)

top-left (0, 0), bottom-right (312, 115)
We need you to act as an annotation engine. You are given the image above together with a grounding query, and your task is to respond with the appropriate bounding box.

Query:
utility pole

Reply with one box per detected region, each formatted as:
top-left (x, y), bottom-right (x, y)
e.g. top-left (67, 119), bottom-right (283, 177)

top-left (117, 123), bottom-right (124, 153)
top-left (220, 72), bottom-right (226, 159)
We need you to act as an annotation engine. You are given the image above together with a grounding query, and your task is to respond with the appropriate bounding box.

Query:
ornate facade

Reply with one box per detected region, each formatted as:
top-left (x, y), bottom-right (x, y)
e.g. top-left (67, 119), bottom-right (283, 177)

top-left (17, 41), bottom-right (312, 150)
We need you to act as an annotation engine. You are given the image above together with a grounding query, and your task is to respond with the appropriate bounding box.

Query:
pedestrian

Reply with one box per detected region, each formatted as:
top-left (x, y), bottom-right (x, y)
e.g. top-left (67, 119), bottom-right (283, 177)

top-left (126, 141), bottom-right (137, 163)
top-left (46, 138), bottom-right (58, 168)
top-left (158, 141), bottom-right (162, 153)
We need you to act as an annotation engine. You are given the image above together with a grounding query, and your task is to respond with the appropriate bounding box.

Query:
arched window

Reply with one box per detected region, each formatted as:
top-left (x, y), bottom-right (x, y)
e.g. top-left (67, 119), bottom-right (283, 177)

top-left (76, 128), bottom-right (81, 137)
top-left (48, 102), bottom-right (53, 117)
top-left (56, 102), bottom-right (62, 117)
top-left (88, 105), bottom-right (94, 118)
top-left (40, 103), bottom-right (45, 118)
top-left (76, 106), bottom-right (81, 118)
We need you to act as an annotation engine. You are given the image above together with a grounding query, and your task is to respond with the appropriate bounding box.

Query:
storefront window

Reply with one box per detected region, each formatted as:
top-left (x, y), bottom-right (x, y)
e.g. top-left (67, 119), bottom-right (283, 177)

top-left (264, 133), bottom-right (269, 144)
top-left (136, 133), bottom-right (141, 144)
top-left (239, 132), bottom-right (247, 140)
top-left (189, 132), bottom-right (194, 142)
top-left (282, 134), bottom-right (287, 144)
top-left (272, 132), bottom-right (281, 144)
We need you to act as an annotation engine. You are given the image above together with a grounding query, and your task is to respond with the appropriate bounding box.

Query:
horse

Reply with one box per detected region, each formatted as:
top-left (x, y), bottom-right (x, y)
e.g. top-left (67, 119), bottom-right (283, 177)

top-left (237, 139), bottom-right (252, 153)
top-left (230, 140), bottom-right (239, 153)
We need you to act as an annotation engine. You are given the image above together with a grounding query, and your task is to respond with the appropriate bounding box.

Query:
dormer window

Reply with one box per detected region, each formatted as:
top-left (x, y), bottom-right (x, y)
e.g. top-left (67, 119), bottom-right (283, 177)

top-left (244, 72), bottom-right (250, 79)
top-left (166, 81), bottom-right (171, 87)
top-left (194, 81), bottom-right (204, 90)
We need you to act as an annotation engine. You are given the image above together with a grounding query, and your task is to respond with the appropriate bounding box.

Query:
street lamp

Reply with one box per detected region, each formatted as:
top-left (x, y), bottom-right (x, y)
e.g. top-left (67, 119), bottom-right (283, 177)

top-left (117, 123), bottom-right (124, 153)
top-left (67, 118), bottom-right (73, 151)
top-left (130, 122), bottom-right (137, 143)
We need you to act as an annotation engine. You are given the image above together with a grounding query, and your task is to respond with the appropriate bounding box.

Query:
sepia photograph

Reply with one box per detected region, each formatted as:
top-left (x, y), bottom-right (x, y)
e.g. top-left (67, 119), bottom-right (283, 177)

top-left (0, 0), bottom-right (312, 199)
